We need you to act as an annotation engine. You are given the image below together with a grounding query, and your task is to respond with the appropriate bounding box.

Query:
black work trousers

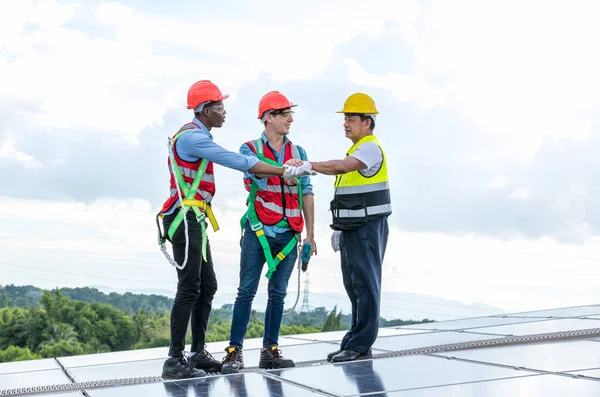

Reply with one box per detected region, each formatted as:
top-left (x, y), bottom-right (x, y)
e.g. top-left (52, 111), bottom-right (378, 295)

top-left (163, 208), bottom-right (218, 357)
top-left (339, 216), bottom-right (389, 354)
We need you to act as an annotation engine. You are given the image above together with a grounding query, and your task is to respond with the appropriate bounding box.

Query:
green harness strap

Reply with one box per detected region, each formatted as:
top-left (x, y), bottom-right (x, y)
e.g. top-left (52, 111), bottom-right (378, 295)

top-left (166, 129), bottom-right (210, 261)
top-left (240, 139), bottom-right (303, 279)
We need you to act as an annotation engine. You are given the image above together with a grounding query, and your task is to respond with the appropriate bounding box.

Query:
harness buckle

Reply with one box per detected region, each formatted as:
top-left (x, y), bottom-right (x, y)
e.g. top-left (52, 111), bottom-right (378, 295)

top-left (250, 220), bottom-right (263, 232)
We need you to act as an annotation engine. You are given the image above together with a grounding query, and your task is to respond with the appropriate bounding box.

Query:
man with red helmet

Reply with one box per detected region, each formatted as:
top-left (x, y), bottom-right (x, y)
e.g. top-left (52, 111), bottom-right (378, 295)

top-left (220, 91), bottom-right (316, 374)
top-left (156, 81), bottom-right (314, 380)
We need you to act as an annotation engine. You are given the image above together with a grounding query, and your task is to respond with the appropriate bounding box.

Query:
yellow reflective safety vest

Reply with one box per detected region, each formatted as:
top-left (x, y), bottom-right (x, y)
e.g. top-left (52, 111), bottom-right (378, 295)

top-left (330, 135), bottom-right (392, 230)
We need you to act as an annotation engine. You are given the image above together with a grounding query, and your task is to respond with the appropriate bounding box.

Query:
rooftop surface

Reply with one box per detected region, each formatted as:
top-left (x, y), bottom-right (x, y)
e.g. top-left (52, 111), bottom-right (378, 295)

top-left (2, 304), bottom-right (600, 396)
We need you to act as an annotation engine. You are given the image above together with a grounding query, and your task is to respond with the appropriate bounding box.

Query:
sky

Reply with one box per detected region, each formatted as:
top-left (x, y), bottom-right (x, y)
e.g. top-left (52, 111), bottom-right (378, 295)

top-left (1, 0), bottom-right (600, 321)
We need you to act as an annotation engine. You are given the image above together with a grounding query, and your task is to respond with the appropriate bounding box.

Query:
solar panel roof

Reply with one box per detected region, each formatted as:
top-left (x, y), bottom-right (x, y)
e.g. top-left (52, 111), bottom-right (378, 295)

top-left (2, 304), bottom-right (600, 396)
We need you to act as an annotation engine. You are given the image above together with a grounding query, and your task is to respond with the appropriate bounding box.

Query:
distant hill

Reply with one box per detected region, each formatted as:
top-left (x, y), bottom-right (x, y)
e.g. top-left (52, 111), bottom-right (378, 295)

top-left (0, 285), bottom-right (173, 314)
top-left (1, 283), bottom-right (506, 323)
top-left (0, 284), bottom-right (436, 326)
top-left (84, 285), bottom-right (505, 322)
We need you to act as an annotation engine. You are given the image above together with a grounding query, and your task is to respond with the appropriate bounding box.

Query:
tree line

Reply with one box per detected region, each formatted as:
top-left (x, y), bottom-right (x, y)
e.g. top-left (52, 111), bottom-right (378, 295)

top-left (0, 285), bottom-right (433, 363)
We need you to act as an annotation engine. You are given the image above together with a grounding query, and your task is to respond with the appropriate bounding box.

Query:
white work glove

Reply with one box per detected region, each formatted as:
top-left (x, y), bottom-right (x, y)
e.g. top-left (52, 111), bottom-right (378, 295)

top-left (283, 162), bottom-right (315, 180)
top-left (283, 165), bottom-right (300, 181)
top-left (331, 231), bottom-right (341, 252)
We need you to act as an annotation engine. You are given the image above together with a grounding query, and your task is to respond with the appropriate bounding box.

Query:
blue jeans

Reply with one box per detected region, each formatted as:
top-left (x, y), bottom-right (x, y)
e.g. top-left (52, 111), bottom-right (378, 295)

top-left (229, 223), bottom-right (298, 348)
top-left (339, 216), bottom-right (389, 354)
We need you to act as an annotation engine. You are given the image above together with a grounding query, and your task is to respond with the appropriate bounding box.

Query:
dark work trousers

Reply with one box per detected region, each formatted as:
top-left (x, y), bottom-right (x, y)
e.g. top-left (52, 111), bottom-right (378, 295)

top-left (162, 208), bottom-right (218, 357)
top-left (339, 216), bottom-right (389, 354)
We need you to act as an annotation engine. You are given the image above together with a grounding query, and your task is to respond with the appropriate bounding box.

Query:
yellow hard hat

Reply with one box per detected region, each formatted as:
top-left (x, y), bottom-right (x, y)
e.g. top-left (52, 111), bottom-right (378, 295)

top-left (336, 93), bottom-right (379, 114)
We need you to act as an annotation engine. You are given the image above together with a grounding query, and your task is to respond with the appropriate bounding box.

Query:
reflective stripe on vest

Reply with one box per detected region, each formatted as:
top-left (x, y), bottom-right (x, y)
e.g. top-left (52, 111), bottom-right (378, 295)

top-left (159, 122), bottom-right (216, 215)
top-left (243, 138), bottom-right (304, 232)
top-left (330, 135), bottom-right (392, 230)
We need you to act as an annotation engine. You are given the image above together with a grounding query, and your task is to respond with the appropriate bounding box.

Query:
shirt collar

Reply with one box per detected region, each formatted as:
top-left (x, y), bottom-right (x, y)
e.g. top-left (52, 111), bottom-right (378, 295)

top-left (260, 131), bottom-right (290, 148)
top-left (193, 117), bottom-right (213, 140)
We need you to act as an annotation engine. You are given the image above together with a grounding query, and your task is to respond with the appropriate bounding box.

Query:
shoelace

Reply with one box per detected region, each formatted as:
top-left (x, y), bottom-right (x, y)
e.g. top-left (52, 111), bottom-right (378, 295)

top-left (223, 349), bottom-right (239, 363)
top-left (177, 356), bottom-right (194, 368)
top-left (268, 347), bottom-right (284, 358)
top-left (201, 350), bottom-right (218, 362)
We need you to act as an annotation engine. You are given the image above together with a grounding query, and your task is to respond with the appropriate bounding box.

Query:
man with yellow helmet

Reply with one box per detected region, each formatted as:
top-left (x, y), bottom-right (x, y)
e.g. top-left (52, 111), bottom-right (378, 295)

top-left (285, 92), bottom-right (391, 362)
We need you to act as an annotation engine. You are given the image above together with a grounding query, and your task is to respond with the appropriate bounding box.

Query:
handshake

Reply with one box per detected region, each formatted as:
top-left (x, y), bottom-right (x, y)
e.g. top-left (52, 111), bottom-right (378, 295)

top-left (282, 159), bottom-right (316, 181)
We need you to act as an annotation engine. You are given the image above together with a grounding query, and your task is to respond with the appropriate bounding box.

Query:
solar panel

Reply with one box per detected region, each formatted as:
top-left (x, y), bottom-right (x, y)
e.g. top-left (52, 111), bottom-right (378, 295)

top-left (65, 341), bottom-right (338, 383)
top-left (88, 372), bottom-right (323, 396)
top-left (279, 326), bottom-right (423, 344)
top-left (491, 305), bottom-right (600, 318)
top-left (0, 368), bottom-right (71, 390)
top-left (13, 393), bottom-right (82, 397)
top-left (56, 333), bottom-right (318, 371)
top-left (365, 374), bottom-right (600, 396)
top-left (435, 339), bottom-right (600, 372)
top-left (395, 315), bottom-right (551, 331)
top-left (265, 355), bottom-right (537, 395)
top-left (369, 331), bottom-right (509, 351)
top-left (0, 358), bottom-right (60, 375)
top-left (3, 305), bottom-right (600, 396)
top-left (465, 318), bottom-right (600, 335)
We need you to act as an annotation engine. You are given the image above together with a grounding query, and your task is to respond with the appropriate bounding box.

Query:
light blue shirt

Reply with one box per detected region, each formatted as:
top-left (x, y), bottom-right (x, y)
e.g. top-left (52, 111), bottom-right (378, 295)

top-left (164, 118), bottom-right (260, 215)
top-left (176, 118), bottom-right (260, 170)
top-left (240, 132), bottom-right (313, 238)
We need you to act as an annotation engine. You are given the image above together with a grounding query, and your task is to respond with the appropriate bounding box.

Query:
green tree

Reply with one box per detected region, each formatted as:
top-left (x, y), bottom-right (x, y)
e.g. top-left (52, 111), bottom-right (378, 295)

top-left (85, 337), bottom-right (111, 354)
top-left (0, 293), bottom-right (10, 308)
top-left (322, 306), bottom-right (343, 332)
top-left (0, 346), bottom-right (41, 362)
top-left (38, 340), bottom-right (85, 358)
top-left (41, 323), bottom-right (79, 346)
top-left (132, 308), bottom-right (152, 345)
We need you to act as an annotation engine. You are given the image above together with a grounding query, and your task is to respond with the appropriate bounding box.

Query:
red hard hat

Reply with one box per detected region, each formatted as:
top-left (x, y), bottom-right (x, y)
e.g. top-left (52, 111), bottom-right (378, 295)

top-left (258, 91), bottom-right (297, 119)
top-left (187, 80), bottom-right (230, 110)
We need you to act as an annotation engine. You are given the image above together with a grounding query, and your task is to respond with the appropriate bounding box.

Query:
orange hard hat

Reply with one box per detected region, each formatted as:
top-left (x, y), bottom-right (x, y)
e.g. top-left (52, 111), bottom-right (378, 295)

top-left (187, 80), bottom-right (229, 110)
top-left (258, 91), bottom-right (297, 119)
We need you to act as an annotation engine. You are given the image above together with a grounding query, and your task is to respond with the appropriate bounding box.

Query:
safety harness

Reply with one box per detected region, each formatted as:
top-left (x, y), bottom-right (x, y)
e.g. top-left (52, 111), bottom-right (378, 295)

top-left (156, 127), bottom-right (220, 270)
top-left (240, 138), bottom-right (303, 279)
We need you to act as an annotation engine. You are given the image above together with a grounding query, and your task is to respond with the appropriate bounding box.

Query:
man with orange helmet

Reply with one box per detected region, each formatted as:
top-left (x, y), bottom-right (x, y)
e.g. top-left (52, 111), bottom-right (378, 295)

top-left (285, 92), bottom-right (392, 363)
top-left (220, 91), bottom-right (316, 374)
top-left (156, 81), bottom-right (314, 380)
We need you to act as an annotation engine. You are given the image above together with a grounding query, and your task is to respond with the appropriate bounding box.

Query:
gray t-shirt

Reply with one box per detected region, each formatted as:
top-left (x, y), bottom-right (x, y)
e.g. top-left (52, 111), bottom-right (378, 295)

top-left (349, 142), bottom-right (383, 177)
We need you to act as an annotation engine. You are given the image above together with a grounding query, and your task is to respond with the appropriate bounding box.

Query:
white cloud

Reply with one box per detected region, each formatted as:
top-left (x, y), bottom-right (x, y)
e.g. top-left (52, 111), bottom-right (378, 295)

top-left (0, 0), bottom-right (430, 139)
top-left (0, 140), bottom-right (43, 168)
top-left (487, 176), bottom-right (510, 189)
top-left (343, 58), bottom-right (446, 108)
top-left (0, 2), bottom-right (222, 136)
top-left (508, 188), bottom-right (529, 200)
top-left (418, 0), bottom-right (600, 164)
top-left (384, 226), bottom-right (600, 312)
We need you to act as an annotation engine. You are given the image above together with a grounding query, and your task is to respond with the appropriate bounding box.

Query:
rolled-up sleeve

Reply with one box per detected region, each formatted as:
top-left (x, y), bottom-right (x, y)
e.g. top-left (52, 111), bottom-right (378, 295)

top-left (298, 146), bottom-right (313, 196)
top-left (179, 132), bottom-right (259, 172)
top-left (240, 142), bottom-right (268, 189)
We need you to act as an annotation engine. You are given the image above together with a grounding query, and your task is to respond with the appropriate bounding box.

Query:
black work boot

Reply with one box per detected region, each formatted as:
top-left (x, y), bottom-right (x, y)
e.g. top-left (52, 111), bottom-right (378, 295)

top-left (331, 348), bottom-right (373, 363)
top-left (162, 356), bottom-right (206, 380)
top-left (259, 345), bottom-right (295, 369)
top-left (327, 348), bottom-right (343, 362)
top-left (221, 346), bottom-right (244, 374)
top-left (189, 347), bottom-right (222, 373)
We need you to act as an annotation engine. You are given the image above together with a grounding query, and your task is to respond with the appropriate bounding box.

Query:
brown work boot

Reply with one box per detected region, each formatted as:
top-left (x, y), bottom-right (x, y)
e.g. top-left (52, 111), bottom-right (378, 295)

top-left (221, 346), bottom-right (244, 374)
top-left (258, 345), bottom-right (295, 369)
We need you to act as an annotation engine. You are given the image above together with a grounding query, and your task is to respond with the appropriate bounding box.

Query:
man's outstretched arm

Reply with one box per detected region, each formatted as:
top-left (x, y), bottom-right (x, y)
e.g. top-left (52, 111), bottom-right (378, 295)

top-left (308, 156), bottom-right (367, 176)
